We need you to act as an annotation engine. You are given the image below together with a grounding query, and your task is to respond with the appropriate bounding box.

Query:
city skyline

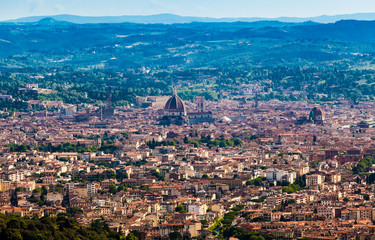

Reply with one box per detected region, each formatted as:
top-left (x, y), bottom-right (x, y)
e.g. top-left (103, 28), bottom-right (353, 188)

top-left (2, 1), bottom-right (375, 239)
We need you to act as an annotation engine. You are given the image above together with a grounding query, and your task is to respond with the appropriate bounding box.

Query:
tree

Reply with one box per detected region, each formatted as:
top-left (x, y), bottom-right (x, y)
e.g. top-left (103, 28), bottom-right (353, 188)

top-left (7, 219), bottom-right (21, 229)
top-left (68, 207), bottom-right (83, 216)
top-left (246, 177), bottom-right (264, 186)
top-left (368, 173), bottom-right (375, 184)
top-left (202, 174), bottom-right (209, 179)
top-left (169, 231), bottom-right (182, 240)
top-left (151, 170), bottom-right (165, 181)
top-left (364, 194), bottom-right (370, 201)
top-left (42, 186), bottom-right (49, 195)
top-left (32, 188), bottom-right (42, 195)
top-left (294, 175), bottom-right (306, 188)
top-left (183, 232), bottom-right (192, 240)
top-left (200, 220), bottom-right (208, 226)
top-left (121, 132), bottom-right (129, 139)
top-left (125, 233), bottom-right (138, 240)
top-left (353, 156), bottom-right (375, 174)
top-left (231, 205), bottom-right (244, 212)
top-left (90, 219), bottom-right (108, 234)
top-left (282, 183), bottom-right (302, 193)
top-left (223, 226), bottom-right (238, 239)
top-left (245, 135), bottom-right (259, 140)
top-left (109, 184), bottom-right (117, 194)
top-left (117, 184), bottom-right (125, 192)
top-left (3, 229), bottom-right (22, 240)
top-left (0, 213), bottom-right (121, 239)
top-left (175, 205), bottom-right (186, 213)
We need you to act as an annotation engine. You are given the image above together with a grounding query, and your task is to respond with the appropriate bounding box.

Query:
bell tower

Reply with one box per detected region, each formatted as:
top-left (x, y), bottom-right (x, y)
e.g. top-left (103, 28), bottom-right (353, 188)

top-left (195, 96), bottom-right (205, 112)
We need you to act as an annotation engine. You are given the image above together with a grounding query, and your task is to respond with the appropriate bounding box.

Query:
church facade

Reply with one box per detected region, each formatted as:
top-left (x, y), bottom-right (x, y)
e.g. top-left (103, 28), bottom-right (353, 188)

top-left (159, 92), bottom-right (214, 125)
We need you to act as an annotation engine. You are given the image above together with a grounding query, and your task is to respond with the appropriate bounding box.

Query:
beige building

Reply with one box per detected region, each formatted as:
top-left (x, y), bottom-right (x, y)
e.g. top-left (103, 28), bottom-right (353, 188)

top-left (326, 173), bottom-right (341, 183)
top-left (306, 174), bottom-right (323, 187)
top-left (0, 179), bottom-right (10, 192)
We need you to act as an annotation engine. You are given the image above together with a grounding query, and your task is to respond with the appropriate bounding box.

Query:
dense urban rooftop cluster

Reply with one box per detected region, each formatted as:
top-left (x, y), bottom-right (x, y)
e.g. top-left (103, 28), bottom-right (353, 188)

top-left (0, 92), bottom-right (374, 240)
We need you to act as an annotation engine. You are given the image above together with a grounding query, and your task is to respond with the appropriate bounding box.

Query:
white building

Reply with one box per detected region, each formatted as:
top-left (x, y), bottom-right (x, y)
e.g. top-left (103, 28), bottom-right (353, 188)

top-left (87, 182), bottom-right (97, 195)
top-left (265, 168), bottom-right (296, 183)
top-left (1, 171), bottom-right (25, 182)
top-left (188, 203), bottom-right (207, 215)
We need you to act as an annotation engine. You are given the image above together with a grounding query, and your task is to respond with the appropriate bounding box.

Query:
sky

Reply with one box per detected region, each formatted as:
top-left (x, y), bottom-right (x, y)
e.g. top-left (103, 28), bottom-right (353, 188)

top-left (1, 0), bottom-right (375, 21)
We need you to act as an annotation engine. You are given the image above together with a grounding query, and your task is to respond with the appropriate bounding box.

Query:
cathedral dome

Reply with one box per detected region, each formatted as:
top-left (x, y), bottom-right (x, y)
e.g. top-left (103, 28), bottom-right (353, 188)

top-left (310, 107), bottom-right (323, 117)
top-left (309, 107), bottom-right (324, 124)
top-left (164, 92), bottom-right (186, 112)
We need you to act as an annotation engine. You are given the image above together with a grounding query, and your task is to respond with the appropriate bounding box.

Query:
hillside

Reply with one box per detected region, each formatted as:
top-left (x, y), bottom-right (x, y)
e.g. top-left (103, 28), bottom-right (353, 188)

top-left (1, 20), bottom-right (375, 107)
top-left (0, 20), bottom-right (375, 70)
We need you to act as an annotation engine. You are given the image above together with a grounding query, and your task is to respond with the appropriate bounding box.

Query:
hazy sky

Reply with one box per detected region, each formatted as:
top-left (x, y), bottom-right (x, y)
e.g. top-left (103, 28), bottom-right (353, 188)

top-left (1, 0), bottom-right (375, 21)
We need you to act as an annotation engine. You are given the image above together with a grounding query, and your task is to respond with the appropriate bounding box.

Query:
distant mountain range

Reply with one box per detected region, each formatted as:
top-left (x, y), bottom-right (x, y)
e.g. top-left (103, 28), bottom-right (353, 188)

top-left (5, 12), bottom-right (375, 24)
top-left (1, 17), bottom-right (375, 69)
